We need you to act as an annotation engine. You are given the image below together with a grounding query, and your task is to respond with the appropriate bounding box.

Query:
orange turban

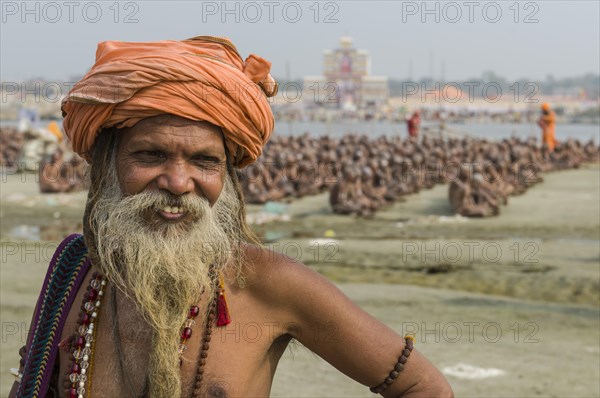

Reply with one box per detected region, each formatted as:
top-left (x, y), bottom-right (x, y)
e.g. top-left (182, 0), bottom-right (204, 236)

top-left (61, 36), bottom-right (277, 168)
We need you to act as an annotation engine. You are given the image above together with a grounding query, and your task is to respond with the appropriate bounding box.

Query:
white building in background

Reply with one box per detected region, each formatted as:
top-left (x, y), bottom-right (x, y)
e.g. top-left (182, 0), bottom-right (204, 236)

top-left (303, 36), bottom-right (389, 110)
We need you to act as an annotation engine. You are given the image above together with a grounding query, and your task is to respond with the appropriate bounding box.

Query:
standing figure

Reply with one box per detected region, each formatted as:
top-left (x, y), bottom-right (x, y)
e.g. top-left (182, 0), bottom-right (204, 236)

top-left (406, 110), bottom-right (421, 139)
top-left (537, 103), bottom-right (558, 152)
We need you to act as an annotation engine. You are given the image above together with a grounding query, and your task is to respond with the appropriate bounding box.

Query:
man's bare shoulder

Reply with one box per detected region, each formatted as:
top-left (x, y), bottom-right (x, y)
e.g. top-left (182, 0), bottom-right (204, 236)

top-left (233, 243), bottom-right (316, 304)
top-left (239, 243), bottom-right (306, 281)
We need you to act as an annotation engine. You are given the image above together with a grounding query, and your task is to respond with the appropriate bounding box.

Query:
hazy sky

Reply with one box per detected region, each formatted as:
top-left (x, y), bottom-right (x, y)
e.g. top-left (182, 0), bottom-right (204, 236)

top-left (1, 0), bottom-right (599, 82)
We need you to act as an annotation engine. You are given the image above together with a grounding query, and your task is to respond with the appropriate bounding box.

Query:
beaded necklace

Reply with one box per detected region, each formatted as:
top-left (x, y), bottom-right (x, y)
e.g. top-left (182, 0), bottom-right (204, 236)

top-left (61, 270), bottom-right (228, 398)
top-left (63, 271), bottom-right (105, 398)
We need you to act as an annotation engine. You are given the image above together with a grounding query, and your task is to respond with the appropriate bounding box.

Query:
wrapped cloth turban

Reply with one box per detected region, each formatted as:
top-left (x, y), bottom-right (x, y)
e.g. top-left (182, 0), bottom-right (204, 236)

top-left (61, 36), bottom-right (277, 168)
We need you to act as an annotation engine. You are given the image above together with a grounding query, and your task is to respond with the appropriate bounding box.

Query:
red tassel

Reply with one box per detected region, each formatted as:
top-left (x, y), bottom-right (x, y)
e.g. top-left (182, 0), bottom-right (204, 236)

top-left (216, 275), bottom-right (231, 327)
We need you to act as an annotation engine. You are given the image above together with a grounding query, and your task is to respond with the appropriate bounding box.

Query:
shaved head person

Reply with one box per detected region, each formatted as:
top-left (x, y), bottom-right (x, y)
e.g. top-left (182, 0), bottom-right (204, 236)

top-left (10, 36), bottom-right (452, 398)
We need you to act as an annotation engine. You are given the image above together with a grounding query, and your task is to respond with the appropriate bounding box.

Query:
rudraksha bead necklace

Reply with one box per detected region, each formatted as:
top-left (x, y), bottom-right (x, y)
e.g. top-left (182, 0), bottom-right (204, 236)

top-left (62, 271), bottom-right (106, 398)
top-left (191, 290), bottom-right (217, 397)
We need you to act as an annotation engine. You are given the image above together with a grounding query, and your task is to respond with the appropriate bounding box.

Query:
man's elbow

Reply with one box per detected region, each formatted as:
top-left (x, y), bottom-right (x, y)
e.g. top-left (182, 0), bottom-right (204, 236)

top-left (428, 379), bottom-right (454, 398)
top-left (397, 373), bottom-right (454, 398)
top-left (424, 379), bottom-right (453, 398)
top-left (400, 384), bottom-right (453, 398)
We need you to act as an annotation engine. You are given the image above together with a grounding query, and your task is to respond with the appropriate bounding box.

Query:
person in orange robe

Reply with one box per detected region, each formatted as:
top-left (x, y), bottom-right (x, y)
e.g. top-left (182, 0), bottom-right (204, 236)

top-left (537, 103), bottom-right (558, 152)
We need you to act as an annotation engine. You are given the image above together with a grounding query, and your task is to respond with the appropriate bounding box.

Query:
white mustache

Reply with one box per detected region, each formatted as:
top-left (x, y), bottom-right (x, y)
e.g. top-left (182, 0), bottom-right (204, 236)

top-left (119, 190), bottom-right (211, 222)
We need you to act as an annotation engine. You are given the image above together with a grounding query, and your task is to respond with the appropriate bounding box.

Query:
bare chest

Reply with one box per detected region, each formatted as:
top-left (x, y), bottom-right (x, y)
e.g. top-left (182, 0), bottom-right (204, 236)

top-left (57, 275), bottom-right (290, 398)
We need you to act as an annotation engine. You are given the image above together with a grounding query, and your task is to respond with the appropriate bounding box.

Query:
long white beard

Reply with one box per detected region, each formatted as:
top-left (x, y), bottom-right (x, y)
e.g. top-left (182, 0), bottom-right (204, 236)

top-left (88, 164), bottom-right (240, 397)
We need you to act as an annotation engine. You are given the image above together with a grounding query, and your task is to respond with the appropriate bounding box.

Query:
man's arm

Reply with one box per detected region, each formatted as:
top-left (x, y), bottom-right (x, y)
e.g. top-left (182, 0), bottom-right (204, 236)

top-left (251, 248), bottom-right (454, 397)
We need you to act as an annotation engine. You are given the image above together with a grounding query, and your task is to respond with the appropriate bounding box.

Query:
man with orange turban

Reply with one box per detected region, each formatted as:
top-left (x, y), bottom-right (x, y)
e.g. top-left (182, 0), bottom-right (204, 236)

top-left (10, 36), bottom-right (451, 398)
top-left (537, 103), bottom-right (558, 152)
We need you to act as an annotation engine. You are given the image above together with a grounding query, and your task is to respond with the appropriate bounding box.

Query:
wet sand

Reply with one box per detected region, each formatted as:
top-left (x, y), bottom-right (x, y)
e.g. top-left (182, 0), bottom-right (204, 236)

top-left (1, 164), bottom-right (599, 397)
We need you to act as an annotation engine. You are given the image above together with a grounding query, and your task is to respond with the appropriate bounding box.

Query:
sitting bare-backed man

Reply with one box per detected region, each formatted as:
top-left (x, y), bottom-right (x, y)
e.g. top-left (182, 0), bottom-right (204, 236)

top-left (39, 144), bottom-right (90, 194)
top-left (471, 172), bottom-right (501, 216)
top-left (10, 36), bottom-right (452, 398)
top-left (483, 164), bottom-right (514, 205)
top-left (39, 147), bottom-right (72, 193)
top-left (330, 165), bottom-right (365, 215)
top-left (448, 166), bottom-right (496, 217)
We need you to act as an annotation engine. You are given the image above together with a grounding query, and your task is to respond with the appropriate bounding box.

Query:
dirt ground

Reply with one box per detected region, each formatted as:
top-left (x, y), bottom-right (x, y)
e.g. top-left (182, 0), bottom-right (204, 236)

top-left (1, 164), bottom-right (599, 397)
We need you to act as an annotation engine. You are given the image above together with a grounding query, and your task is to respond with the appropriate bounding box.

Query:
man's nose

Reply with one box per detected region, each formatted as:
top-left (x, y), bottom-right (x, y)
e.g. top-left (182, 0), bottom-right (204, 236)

top-left (156, 161), bottom-right (195, 195)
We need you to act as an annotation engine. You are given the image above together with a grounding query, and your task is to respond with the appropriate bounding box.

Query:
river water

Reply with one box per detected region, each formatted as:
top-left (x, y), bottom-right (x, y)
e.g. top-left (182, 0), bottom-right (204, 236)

top-left (2, 119), bottom-right (599, 142)
top-left (275, 120), bottom-right (600, 142)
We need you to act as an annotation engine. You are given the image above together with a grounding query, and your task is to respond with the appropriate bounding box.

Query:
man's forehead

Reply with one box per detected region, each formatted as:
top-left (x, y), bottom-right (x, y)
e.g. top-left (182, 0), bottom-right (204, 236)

top-left (133, 114), bottom-right (223, 132)
top-left (122, 115), bottom-right (225, 146)
top-left (118, 116), bottom-right (228, 158)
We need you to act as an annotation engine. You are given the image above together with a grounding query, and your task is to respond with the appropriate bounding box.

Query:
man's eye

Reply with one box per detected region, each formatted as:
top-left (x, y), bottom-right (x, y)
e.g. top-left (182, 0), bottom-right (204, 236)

top-left (134, 151), bottom-right (165, 161)
top-left (193, 157), bottom-right (224, 170)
